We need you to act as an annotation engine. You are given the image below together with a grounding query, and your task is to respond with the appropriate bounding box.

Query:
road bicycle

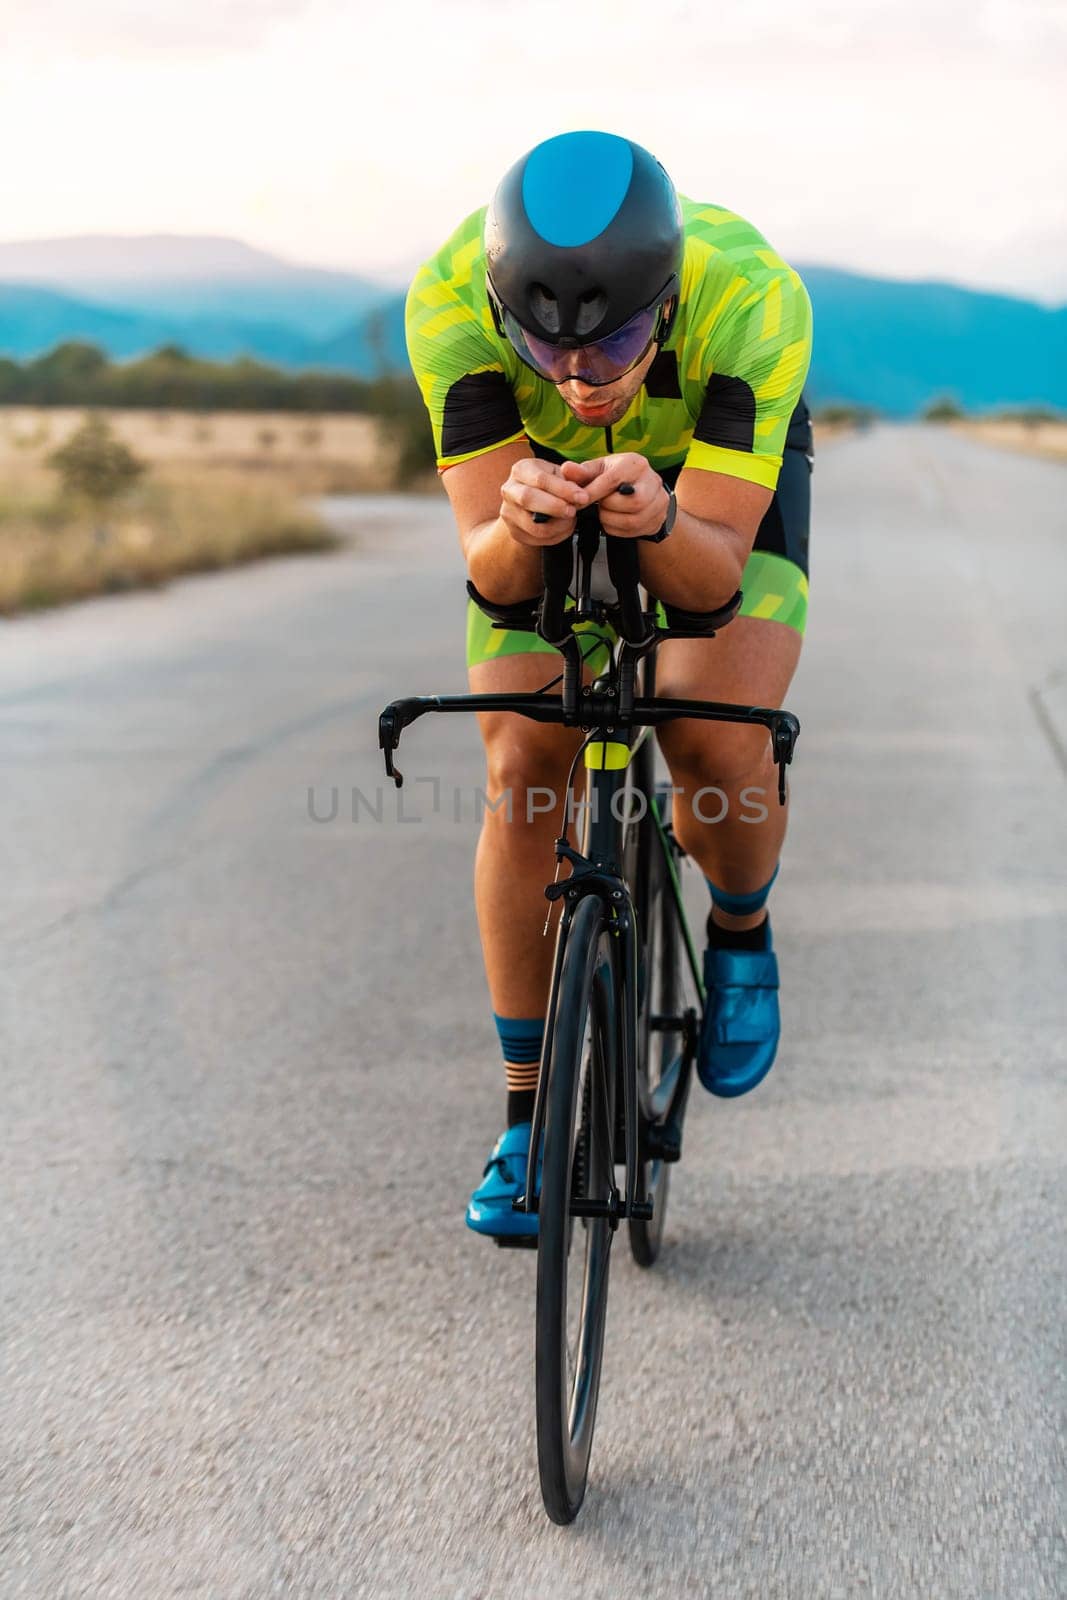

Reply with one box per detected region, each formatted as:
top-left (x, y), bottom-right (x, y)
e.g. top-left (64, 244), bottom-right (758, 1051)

top-left (378, 510), bottom-right (799, 1523)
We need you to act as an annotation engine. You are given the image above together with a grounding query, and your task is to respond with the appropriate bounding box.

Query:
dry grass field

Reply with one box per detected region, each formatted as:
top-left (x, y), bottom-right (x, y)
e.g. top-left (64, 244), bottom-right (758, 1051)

top-left (952, 416), bottom-right (1067, 463)
top-left (0, 406), bottom-right (403, 614)
top-left (1, 407), bottom-right (395, 495)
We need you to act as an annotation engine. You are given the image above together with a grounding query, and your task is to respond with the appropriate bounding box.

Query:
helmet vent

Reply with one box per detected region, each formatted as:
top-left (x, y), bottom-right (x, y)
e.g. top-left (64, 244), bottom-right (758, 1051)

top-left (575, 289), bottom-right (607, 337)
top-left (529, 283), bottom-right (560, 334)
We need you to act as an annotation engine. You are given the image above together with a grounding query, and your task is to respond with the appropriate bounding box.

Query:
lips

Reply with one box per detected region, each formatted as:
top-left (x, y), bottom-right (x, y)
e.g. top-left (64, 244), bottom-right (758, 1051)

top-left (571, 399), bottom-right (614, 424)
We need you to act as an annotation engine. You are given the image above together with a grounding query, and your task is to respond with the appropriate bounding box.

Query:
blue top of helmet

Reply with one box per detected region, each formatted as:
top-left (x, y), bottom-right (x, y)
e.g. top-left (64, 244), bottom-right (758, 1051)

top-left (521, 131), bottom-right (634, 249)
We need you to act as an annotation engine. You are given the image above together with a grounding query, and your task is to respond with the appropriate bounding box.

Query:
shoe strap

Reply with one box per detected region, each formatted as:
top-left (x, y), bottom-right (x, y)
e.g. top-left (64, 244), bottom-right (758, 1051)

top-left (481, 1153), bottom-right (518, 1183)
top-left (481, 1146), bottom-right (540, 1185)
top-left (706, 947), bottom-right (779, 989)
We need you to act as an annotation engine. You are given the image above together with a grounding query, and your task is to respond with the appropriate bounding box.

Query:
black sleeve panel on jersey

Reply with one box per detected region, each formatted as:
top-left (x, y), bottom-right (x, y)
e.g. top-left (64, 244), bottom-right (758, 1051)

top-left (441, 371), bottom-right (524, 459)
top-left (692, 374), bottom-right (756, 454)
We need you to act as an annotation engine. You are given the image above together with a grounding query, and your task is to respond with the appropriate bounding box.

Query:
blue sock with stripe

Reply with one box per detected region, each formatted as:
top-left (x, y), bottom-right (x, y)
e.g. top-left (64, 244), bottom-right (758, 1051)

top-left (705, 864), bottom-right (778, 949)
top-left (494, 1014), bottom-right (544, 1126)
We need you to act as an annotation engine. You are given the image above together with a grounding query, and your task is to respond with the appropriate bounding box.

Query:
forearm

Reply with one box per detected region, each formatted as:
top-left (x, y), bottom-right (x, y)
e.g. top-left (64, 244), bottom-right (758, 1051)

top-left (465, 514), bottom-right (546, 604)
top-left (637, 509), bottom-right (746, 611)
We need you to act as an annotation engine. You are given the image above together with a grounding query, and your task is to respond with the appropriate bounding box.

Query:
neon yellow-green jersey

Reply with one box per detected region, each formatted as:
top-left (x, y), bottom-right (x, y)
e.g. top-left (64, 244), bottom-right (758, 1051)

top-left (405, 196), bottom-right (813, 493)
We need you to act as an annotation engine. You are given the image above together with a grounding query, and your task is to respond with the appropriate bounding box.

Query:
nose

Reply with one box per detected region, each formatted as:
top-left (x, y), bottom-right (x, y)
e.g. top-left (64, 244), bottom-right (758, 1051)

top-left (562, 370), bottom-right (598, 397)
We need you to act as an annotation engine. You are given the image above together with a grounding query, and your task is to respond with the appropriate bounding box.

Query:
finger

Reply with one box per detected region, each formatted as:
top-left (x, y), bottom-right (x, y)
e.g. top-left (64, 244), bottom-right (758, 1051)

top-left (580, 465), bottom-right (629, 504)
top-left (508, 514), bottom-right (575, 547)
top-left (559, 458), bottom-right (605, 487)
top-left (596, 512), bottom-right (646, 539)
top-left (601, 482), bottom-right (646, 513)
top-left (598, 483), bottom-right (661, 528)
top-left (502, 478), bottom-right (583, 520)
top-left (515, 460), bottom-right (590, 505)
top-left (591, 462), bottom-right (657, 510)
top-left (586, 480), bottom-right (644, 509)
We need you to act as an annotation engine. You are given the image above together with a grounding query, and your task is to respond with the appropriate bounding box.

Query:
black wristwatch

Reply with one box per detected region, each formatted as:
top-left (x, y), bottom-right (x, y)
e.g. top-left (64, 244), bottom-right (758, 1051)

top-left (639, 481), bottom-right (677, 544)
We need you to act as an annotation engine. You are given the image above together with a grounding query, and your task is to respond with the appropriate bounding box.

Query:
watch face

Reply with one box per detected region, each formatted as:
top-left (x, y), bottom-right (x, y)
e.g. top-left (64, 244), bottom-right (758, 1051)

top-left (664, 488), bottom-right (677, 534)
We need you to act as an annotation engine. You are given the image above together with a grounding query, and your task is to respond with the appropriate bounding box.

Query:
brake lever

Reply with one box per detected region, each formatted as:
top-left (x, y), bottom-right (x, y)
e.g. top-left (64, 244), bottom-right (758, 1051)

top-left (378, 707), bottom-right (404, 787)
top-left (770, 712), bottom-right (800, 804)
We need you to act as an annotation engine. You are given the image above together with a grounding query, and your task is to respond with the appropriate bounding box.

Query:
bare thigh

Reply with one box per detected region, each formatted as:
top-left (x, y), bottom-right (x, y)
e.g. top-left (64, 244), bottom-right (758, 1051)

top-left (653, 616), bottom-right (802, 779)
top-left (469, 653), bottom-right (584, 791)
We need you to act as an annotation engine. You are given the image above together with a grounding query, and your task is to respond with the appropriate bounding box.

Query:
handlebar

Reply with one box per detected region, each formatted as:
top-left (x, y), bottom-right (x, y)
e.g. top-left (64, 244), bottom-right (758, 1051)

top-left (538, 537), bottom-right (574, 648)
top-left (381, 490), bottom-right (797, 796)
top-left (472, 490), bottom-right (743, 662)
top-left (537, 491), bottom-right (654, 652)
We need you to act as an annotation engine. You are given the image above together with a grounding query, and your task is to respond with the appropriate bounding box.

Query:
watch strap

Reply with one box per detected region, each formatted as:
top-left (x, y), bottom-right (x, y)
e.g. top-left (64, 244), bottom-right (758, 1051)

top-left (639, 482), bottom-right (676, 544)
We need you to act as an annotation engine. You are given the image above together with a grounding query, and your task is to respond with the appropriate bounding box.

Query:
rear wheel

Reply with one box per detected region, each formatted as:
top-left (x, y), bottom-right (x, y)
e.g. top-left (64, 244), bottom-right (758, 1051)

top-left (535, 894), bottom-right (617, 1525)
top-left (629, 783), bottom-right (684, 1266)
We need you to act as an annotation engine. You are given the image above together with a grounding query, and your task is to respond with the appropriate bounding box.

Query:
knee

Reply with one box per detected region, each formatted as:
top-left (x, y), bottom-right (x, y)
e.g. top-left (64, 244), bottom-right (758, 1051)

top-left (482, 722), bottom-right (574, 827)
top-left (659, 722), bottom-right (775, 792)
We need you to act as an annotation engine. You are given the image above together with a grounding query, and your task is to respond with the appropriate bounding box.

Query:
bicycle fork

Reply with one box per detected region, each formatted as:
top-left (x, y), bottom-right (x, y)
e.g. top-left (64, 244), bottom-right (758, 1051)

top-left (517, 859), bottom-right (652, 1230)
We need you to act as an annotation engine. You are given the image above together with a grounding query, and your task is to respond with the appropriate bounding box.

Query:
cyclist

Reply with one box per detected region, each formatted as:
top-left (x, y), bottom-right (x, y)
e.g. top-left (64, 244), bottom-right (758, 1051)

top-left (405, 131), bottom-right (813, 1238)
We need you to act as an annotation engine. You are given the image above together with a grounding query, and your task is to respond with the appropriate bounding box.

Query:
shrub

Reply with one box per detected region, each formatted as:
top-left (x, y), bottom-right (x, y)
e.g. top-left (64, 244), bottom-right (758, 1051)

top-left (370, 375), bottom-right (438, 486)
top-left (814, 402), bottom-right (878, 427)
top-left (48, 414), bottom-right (146, 509)
top-left (921, 395), bottom-right (965, 422)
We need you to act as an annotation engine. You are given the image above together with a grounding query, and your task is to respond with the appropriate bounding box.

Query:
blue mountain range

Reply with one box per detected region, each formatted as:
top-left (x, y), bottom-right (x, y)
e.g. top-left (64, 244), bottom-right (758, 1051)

top-left (1, 236), bottom-right (1063, 416)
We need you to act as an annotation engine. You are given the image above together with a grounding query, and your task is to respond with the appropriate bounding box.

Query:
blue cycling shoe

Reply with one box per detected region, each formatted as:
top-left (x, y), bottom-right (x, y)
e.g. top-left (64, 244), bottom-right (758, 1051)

top-left (698, 920), bottom-right (781, 1098)
top-left (466, 1122), bottom-right (541, 1239)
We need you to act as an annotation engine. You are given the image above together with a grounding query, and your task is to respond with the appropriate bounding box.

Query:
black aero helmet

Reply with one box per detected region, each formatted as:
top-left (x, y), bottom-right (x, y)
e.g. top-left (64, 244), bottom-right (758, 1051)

top-left (485, 131), bottom-right (683, 374)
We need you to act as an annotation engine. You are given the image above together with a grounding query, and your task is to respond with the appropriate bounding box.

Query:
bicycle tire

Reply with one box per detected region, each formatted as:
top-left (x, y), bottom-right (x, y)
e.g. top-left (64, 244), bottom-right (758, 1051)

top-left (629, 782), bottom-right (683, 1266)
top-left (535, 893), bottom-right (617, 1524)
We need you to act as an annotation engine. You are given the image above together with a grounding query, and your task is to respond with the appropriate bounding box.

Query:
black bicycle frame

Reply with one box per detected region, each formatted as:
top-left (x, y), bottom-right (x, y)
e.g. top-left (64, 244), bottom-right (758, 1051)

top-left (378, 522), bottom-right (801, 1228)
top-left (525, 756), bottom-right (646, 1225)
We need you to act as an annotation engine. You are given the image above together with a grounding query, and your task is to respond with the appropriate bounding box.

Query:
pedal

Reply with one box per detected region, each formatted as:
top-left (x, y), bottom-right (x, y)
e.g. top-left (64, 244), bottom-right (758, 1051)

top-left (644, 1122), bottom-right (683, 1164)
top-left (494, 1234), bottom-right (538, 1251)
top-left (644, 1038), bottom-right (696, 1165)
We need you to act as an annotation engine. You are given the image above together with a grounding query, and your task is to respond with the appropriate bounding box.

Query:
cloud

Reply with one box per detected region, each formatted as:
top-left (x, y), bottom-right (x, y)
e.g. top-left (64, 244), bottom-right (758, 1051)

top-left (422, 0), bottom-right (1067, 67)
top-left (7, 0), bottom-right (316, 58)
top-left (8, 0), bottom-right (1067, 66)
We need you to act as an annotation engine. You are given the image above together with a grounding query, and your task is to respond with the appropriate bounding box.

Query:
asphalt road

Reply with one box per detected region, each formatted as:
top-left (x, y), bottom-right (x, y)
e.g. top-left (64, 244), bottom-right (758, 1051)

top-left (2, 427), bottom-right (1065, 1598)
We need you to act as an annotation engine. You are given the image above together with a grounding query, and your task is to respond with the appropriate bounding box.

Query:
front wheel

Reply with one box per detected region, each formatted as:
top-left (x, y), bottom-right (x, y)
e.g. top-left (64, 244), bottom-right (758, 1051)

top-left (535, 894), bottom-right (618, 1525)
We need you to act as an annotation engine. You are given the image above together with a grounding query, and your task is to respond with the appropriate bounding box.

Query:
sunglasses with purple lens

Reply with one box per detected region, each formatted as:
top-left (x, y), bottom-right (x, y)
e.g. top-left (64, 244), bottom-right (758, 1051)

top-left (492, 292), bottom-right (672, 387)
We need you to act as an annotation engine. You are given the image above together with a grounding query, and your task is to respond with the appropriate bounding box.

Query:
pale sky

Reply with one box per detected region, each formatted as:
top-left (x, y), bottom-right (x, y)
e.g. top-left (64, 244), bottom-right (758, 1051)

top-left (2, 0), bottom-right (1065, 299)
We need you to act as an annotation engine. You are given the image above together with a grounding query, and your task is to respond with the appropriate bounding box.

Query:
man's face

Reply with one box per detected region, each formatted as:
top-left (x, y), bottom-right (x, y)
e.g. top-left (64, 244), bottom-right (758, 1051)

top-left (555, 340), bottom-right (660, 430)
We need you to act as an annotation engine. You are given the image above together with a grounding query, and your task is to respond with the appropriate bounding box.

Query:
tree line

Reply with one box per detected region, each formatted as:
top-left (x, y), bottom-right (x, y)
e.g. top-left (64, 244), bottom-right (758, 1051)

top-left (0, 339), bottom-right (423, 415)
top-left (0, 340), bottom-right (438, 481)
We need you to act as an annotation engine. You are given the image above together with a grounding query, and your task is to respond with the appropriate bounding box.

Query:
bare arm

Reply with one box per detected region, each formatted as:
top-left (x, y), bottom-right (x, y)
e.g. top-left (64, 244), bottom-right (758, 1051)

top-left (441, 440), bottom-right (591, 605)
top-left (643, 466), bottom-right (769, 611)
